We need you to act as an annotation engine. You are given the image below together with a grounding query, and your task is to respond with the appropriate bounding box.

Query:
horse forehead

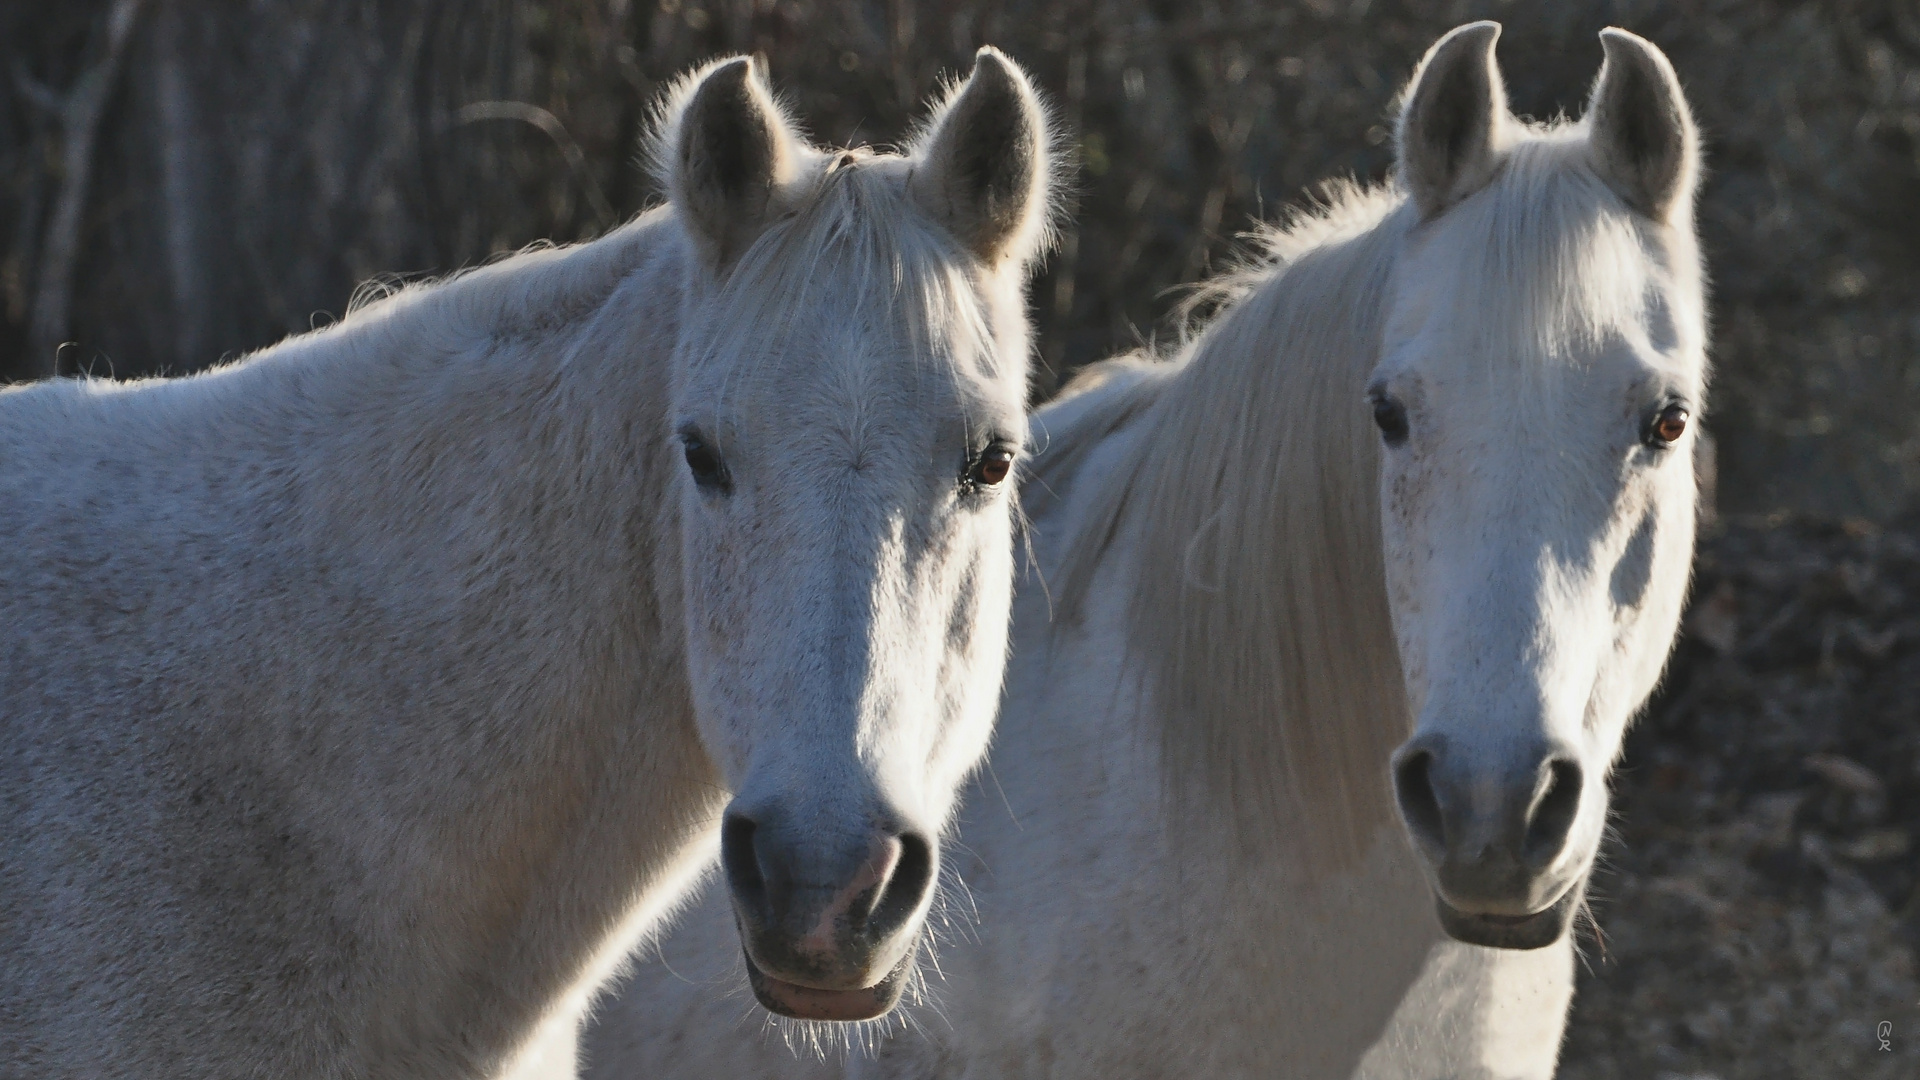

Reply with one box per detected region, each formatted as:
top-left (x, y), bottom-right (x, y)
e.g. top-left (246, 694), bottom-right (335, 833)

top-left (1395, 180), bottom-right (1683, 340)
top-left (1392, 356), bottom-right (1652, 502)
top-left (1384, 265), bottom-right (1682, 400)
top-left (1453, 336), bottom-right (1650, 400)
top-left (710, 342), bottom-right (1021, 459)
top-left (702, 291), bottom-right (1000, 388)
top-left (716, 355), bottom-right (973, 444)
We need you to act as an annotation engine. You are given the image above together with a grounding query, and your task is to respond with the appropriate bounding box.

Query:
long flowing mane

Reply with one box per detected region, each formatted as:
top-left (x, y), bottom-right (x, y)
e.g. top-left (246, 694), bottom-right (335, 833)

top-left (1042, 181), bottom-right (1412, 876)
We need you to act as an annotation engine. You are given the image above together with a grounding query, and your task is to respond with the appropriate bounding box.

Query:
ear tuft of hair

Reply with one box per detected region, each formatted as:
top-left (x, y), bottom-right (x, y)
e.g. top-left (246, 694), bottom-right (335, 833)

top-left (664, 55), bottom-right (805, 269)
top-left (909, 47), bottom-right (1055, 268)
top-left (1395, 21), bottom-right (1510, 218)
top-left (1587, 28), bottom-right (1700, 223)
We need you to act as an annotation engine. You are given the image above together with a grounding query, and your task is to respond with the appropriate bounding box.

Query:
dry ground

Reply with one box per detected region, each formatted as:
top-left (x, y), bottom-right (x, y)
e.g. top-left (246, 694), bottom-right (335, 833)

top-left (1560, 514), bottom-right (1920, 1079)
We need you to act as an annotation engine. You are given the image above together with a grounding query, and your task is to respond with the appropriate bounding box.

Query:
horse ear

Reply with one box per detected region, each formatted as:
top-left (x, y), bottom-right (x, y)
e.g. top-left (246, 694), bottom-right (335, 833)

top-left (1396, 21), bottom-right (1510, 217)
top-left (1586, 29), bottom-right (1699, 222)
top-left (668, 56), bottom-right (805, 269)
top-left (910, 47), bottom-right (1054, 267)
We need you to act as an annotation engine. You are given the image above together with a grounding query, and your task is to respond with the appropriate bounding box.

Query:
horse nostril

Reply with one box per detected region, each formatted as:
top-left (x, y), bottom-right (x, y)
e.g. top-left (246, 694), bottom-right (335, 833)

top-left (1394, 748), bottom-right (1446, 857)
top-left (721, 814), bottom-right (767, 916)
top-left (1523, 757), bottom-right (1583, 867)
top-left (863, 832), bottom-right (934, 941)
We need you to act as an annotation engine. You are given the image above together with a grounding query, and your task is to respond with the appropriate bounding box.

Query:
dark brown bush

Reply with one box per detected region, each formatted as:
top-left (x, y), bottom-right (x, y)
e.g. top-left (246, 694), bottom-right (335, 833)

top-left (5, 1), bottom-right (1918, 517)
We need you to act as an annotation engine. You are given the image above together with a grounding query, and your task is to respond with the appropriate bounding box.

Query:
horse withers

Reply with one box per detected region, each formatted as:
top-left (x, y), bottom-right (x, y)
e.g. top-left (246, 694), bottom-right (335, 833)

top-left (0, 49), bottom-right (1055, 1079)
top-left (584, 23), bottom-right (1705, 1078)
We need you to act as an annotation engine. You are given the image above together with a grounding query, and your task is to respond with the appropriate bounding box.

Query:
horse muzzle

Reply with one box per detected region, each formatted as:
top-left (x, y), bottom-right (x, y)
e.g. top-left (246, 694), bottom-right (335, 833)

top-left (1391, 731), bottom-right (1592, 950)
top-left (720, 810), bottom-right (935, 1021)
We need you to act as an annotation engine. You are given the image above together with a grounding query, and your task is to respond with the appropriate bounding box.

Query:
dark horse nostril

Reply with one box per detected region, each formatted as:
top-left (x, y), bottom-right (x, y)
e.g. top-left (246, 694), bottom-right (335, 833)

top-left (721, 815), bottom-right (767, 917)
top-left (1394, 749), bottom-right (1446, 856)
top-left (863, 832), bottom-right (933, 941)
top-left (1523, 758), bottom-right (1583, 867)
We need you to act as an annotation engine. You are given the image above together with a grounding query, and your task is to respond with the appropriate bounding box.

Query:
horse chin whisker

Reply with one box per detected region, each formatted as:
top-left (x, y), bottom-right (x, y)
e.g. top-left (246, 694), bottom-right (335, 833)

top-left (761, 951), bottom-right (930, 1060)
top-left (761, 878), bottom-right (974, 1062)
top-left (764, 989), bottom-right (914, 1061)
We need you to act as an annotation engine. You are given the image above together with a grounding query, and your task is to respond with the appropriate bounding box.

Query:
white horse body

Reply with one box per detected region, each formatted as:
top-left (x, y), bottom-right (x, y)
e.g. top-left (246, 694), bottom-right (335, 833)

top-left (0, 208), bottom-right (721, 1080)
top-left (0, 51), bottom-right (1056, 1079)
top-left (584, 24), bottom-right (1703, 1080)
top-left (584, 300), bottom-right (1571, 1080)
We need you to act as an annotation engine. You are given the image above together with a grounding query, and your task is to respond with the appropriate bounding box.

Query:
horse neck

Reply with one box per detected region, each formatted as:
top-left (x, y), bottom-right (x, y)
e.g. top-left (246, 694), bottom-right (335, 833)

top-left (253, 211), bottom-right (727, 1007)
top-left (1066, 192), bottom-right (1420, 880)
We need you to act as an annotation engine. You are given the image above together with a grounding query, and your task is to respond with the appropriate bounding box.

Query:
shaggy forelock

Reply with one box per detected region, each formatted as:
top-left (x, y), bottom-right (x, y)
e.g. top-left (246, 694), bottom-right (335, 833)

top-left (1418, 131), bottom-right (1698, 370)
top-left (681, 160), bottom-right (1008, 415)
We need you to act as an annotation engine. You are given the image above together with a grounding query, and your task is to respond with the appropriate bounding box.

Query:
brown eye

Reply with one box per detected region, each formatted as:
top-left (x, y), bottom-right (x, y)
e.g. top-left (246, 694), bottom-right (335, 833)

top-left (1646, 404), bottom-right (1690, 448)
top-left (967, 444), bottom-right (1017, 492)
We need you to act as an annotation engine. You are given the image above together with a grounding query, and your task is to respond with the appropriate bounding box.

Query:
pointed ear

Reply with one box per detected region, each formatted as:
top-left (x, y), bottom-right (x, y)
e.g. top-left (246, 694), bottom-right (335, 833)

top-left (1587, 29), bottom-right (1699, 222)
top-left (1396, 21), bottom-right (1510, 217)
top-left (910, 47), bottom-right (1054, 267)
top-left (667, 56), bottom-right (806, 268)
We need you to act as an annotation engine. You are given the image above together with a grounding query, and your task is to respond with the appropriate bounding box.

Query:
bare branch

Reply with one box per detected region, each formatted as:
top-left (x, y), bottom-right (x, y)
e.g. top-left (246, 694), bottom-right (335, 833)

top-left (456, 100), bottom-right (617, 229)
top-left (29, 0), bottom-right (147, 379)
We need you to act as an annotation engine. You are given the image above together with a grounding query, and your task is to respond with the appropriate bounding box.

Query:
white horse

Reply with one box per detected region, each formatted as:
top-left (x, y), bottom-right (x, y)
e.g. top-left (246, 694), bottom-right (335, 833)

top-left (583, 23), bottom-right (1704, 1079)
top-left (0, 49), bottom-right (1056, 1079)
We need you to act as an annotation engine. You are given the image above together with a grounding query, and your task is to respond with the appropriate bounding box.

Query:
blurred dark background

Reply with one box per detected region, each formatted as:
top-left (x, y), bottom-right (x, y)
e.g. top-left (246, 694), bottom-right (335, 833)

top-left (5, 0), bottom-right (1920, 517)
top-left (3, 3), bottom-right (1917, 1077)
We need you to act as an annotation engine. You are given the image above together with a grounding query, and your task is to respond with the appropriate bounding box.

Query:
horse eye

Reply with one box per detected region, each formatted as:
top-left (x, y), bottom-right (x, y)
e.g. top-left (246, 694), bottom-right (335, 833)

top-left (1371, 395), bottom-right (1409, 446)
top-left (681, 433), bottom-right (732, 493)
top-left (1645, 404), bottom-right (1690, 449)
top-left (966, 444), bottom-right (1017, 492)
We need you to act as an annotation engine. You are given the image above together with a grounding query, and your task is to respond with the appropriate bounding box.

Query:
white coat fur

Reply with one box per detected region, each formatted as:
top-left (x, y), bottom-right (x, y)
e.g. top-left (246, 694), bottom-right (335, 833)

top-left (0, 50), bottom-right (1055, 1079)
top-left (580, 25), bottom-right (1704, 1080)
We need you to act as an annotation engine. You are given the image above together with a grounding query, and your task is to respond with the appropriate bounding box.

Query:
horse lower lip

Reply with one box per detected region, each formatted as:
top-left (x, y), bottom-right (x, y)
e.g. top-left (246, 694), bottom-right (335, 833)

top-left (751, 972), bottom-right (892, 1021)
top-left (742, 951), bottom-right (909, 1022)
top-left (1432, 881), bottom-right (1581, 950)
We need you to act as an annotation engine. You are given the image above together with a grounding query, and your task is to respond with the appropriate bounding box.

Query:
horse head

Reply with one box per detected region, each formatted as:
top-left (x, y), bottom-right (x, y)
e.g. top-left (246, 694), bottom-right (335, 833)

top-left (663, 51), bottom-right (1054, 1019)
top-left (1375, 23), bottom-right (1705, 950)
